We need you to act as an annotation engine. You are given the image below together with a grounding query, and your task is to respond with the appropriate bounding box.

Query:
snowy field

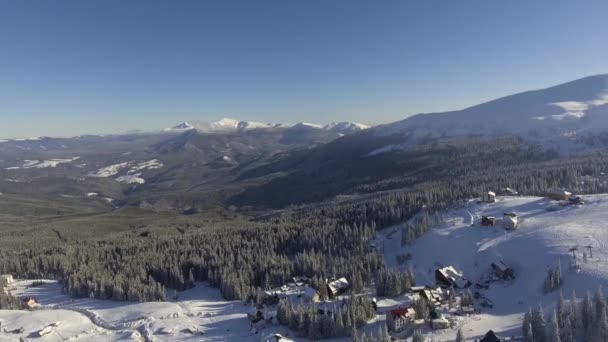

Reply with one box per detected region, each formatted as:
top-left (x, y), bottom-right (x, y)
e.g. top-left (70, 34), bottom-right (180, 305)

top-left (1, 280), bottom-right (376, 342)
top-left (88, 160), bottom-right (164, 184)
top-left (379, 194), bottom-right (608, 341)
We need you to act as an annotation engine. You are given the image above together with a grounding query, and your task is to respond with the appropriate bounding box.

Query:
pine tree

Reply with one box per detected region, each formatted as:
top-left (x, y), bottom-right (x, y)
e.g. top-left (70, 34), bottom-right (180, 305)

top-left (523, 322), bottom-right (534, 342)
top-left (596, 287), bottom-right (606, 322)
top-left (455, 328), bottom-right (465, 342)
top-left (379, 322), bottom-right (390, 342)
top-left (570, 290), bottom-right (578, 331)
top-left (548, 309), bottom-right (562, 342)
top-left (412, 330), bottom-right (424, 342)
top-left (532, 305), bottom-right (547, 342)
top-left (594, 309), bottom-right (608, 342)
top-left (583, 290), bottom-right (594, 330)
top-left (523, 308), bottom-right (532, 337)
top-left (561, 313), bottom-right (574, 342)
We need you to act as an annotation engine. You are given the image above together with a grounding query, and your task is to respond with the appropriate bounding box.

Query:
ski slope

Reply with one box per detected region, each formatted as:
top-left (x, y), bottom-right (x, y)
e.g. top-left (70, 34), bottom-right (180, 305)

top-left (379, 194), bottom-right (608, 341)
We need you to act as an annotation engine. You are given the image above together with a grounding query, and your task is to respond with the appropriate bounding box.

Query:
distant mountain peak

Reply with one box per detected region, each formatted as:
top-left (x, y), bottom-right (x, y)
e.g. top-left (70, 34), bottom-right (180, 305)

top-left (164, 118), bottom-right (370, 135)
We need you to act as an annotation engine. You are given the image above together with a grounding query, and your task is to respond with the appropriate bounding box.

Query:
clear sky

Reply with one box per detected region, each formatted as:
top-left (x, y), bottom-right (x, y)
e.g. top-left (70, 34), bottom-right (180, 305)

top-left (1, 0), bottom-right (607, 138)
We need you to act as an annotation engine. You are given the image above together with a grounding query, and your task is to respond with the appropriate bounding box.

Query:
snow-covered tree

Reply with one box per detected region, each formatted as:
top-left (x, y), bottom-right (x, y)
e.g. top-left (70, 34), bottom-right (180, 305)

top-left (595, 287), bottom-right (606, 321)
top-left (593, 309), bottom-right (608, 342)
top-left (532, 305), bottom-right (547, 342)
top-left (583, 290), bottom-right (594, 332)
top-left (412, 330), bottom-right (424, 342)
top-left (548, 309), bottom-right (562, 342)
top-left (455, 328), bottom-right (465, 342)
top-left (524, 322), bottom-right (534, 342)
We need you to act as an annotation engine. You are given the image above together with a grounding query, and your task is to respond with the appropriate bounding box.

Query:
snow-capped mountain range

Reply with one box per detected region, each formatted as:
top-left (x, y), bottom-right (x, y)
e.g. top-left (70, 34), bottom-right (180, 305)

top-left (163, 118), bottom-right (369, 135)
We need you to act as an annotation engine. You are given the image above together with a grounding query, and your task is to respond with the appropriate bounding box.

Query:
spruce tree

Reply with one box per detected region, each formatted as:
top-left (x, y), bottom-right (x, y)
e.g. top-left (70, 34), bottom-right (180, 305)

top-left (548, 309), bottom-right (562, 342)
top-left (594, 309), bottom-right (608, 342)
top-left (532, 305), bottom-right (547, 342)
top-left (455, 328), bottom-right (465, 342)
top-left (596, 286), bottom-right (606, 322)
top-left (523, 322), bottom-right (534, 342)
top-left (583, 290), bottom-right (594, 330)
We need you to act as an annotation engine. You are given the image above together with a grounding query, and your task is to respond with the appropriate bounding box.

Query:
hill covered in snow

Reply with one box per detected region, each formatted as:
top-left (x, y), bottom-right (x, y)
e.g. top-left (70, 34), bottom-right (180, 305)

top-left (379, 193), bottom-right (608, 340)
top-left (375, 74), bottom-right (608, 144)
top-left (164, 118), bottom-right (370, 135)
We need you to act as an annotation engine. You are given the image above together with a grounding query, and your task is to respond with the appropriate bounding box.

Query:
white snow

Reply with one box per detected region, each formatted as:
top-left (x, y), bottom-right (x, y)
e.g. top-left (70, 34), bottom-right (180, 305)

top-left (115, 173), bottom-right (145, 184)
top-left (4, 157), bottom-right (79, 170)
top-left (378, 193), bottom-right (608, 340)
top-left (89, 160), bottom-right (162, 184)
top-left (0, 280), bottom-right (323, 342)
top-left (324, 121), bottom-right (370, 134)
top-left (87, 192), bottom-right (99, 197)
top-left (89, 162), bottom-right (130, 177)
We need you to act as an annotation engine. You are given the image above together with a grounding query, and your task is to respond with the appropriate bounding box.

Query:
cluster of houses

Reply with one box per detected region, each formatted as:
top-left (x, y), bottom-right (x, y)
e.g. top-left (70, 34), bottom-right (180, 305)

top-left (380, 265), bottom-right (477, 337)
top-left (249, 276), bottom-right (351, 329)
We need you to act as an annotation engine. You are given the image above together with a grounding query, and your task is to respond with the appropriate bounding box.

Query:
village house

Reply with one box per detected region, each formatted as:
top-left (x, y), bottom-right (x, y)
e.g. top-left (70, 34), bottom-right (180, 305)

top-left (499, 187), bottom-right (518, 196)
top-left (482, 191), bottom-right (496, 203)
top-left (547, 189), bottom-right (572, 201)
top-left (481, 216), bottom-right (496, 226)
top-left (502, 213), bottom-right (518, 230)
top-left (435, 266), bottom-right (471, 289)
top-left (491, 261), bottom-right (514, 280)
top-left (0, 274), bottom-right (13, 285)
top-left (386, 307), bottom-right (416, 333)
top-left (327, 277), bottom-right (350, 297)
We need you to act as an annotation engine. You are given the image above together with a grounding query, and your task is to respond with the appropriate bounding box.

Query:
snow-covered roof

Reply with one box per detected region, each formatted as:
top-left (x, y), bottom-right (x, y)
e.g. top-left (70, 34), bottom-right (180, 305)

top-left (327, 277), bottom-right (349, 295)
top-left (436, 266), bottom-right (469, 288)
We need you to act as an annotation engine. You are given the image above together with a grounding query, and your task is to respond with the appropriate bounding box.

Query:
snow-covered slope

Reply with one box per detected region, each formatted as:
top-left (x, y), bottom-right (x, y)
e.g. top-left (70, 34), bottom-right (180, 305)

top-left (323, 121), bottom-right (370, 134)
top-left (164, 118), bottom-right (371, 135)
top-left (164, 118), bottom-right (278, 133)
top-left (379, 193), bottom-right (608, 340)
top-left (376, 74), bottom-right (608, 141)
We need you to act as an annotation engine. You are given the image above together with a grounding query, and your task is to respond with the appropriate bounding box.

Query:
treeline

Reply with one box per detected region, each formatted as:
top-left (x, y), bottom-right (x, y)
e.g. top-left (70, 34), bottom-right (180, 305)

top-left (0, 214), bottom-right (382, 303)
top-left (523, 287), bottom-right (608, 342)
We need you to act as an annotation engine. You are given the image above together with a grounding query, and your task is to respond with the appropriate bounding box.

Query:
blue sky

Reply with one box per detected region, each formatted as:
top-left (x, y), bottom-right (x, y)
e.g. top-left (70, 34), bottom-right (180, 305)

top-left (1, 0), bottom-right (607, 138)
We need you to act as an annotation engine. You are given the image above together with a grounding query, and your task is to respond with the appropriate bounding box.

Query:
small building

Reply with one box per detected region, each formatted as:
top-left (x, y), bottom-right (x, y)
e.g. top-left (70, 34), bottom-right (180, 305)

top-left (499, 187), bottom-right (518, 196)
top-left (481, 216), bottom-right (496, 226)
top-left (503, 213), bottom-right (518, 230)
top-left (479, 330), bottom-right (507, 342)
top-left (386, 307), bottom-right (416, 333)
top-left (0, 274), bottom-right (13, 285)
top-left (435, 266), bottom-right (471, 289)
top-left (482, 191), bottom-right (496, 203)
top-left (327, 277), bottom-right (350, 297)
top-left (491, 261), bottom-right (514, 280)
top-left (547, 189), bottom-right (572, 201)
